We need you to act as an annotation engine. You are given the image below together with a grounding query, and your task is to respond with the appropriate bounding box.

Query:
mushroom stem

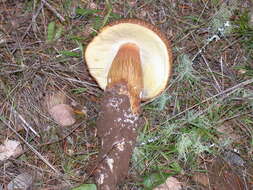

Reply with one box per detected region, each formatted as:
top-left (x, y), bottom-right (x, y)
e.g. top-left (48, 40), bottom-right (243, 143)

top-left (95, 84), bottom-right (141, 190)
top-left (93, 43), bottom-right (144, 189)
top-left (107, 43), bottom-right (143, 114)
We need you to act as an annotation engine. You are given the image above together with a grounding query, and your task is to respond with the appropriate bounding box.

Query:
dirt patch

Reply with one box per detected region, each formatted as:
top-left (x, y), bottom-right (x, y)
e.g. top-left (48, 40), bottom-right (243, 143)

top-left (192, 155), bottom-right (252, 190)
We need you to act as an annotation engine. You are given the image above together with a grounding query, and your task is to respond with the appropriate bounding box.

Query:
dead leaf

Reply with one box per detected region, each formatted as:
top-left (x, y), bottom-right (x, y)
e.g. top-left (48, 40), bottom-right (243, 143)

top-left (0, 140), bottom-right (22, 161)
top-left (192, 172), bottom-right (209, 187)
top-left (153, 177), bottom-right (182, 190)
top-left (44, 91), bottom-right (76, 126)
top-left (193, 158), bottom-right (246, 190)
top-left (49, 104), bottom-right (76, 126)
top-left (7, 172), bottom-right (33, 190)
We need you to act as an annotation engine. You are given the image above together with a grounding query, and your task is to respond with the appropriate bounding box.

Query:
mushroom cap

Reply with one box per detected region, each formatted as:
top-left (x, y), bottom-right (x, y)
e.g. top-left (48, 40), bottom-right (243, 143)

top-left (85, 19), bottom-right (172, 100)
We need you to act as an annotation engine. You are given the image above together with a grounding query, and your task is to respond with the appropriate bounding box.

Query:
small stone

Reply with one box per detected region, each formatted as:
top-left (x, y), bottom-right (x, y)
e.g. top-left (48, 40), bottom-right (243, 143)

top-left (224, 151), bottom-right (245, 167)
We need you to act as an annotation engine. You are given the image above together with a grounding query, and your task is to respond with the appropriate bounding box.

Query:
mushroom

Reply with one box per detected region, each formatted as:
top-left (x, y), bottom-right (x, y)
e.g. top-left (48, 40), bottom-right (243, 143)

top-left (85, 19), bottom-right (172, 190)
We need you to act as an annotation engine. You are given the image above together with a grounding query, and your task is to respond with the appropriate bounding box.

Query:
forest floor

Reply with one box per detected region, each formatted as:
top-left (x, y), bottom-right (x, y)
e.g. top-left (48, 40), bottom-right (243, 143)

top-left (0, 0), bottom-right (253, 189)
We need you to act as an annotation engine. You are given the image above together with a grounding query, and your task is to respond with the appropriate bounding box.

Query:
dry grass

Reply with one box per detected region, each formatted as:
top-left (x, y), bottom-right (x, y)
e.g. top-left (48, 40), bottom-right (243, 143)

top-left (0, 0), bottom-right (252, 189)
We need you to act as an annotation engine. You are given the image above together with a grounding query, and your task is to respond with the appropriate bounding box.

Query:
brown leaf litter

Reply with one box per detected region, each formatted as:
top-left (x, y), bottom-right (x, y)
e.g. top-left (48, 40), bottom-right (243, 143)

top-left (154, 176), bottom-right (182, 190)
top-left (192, 156), bottom-right (249, 190)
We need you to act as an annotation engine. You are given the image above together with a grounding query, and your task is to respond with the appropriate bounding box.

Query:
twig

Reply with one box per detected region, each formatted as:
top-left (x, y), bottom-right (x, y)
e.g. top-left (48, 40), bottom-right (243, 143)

top-left (41, 70), bottom-right (98, 87)
top-left (0, 116), bottom-right (62, 176)
top-left (197, 0), bottom-right (208, 23)
top-left (35, 122), bottom-right (85, 148)
top-left (10, 107), bottom-right (40, 137)
top-left (217, 111), bottom-right (253, 125)
top-left (137, 79), bottom-right (253, 148)
top-left (220, 56), bottom-right (224, 91)
top-left (191, 34), bottom-right (220, 62)
top-left (165, 78), bottom-right (253, 122)
top-left (41, 0), bottom-right (66, 23)
top-left (101, 0), bottom-right (112, 28)
top-left (11, 1), bottom-right (44, 54)
top-left (0, 122), bottom-right (85, 168)
top-left (201, 54), bottom-right (222, 93)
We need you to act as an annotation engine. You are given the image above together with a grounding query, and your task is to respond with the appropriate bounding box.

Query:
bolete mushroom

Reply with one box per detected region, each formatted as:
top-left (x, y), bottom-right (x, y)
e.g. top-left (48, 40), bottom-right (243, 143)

top-left (85, 19), bottom-right (172, 189)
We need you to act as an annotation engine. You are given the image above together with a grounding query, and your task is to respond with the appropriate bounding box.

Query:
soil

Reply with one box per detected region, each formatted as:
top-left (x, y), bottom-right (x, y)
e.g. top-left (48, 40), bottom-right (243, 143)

top-left (193, 156), bottom-right (250, 190)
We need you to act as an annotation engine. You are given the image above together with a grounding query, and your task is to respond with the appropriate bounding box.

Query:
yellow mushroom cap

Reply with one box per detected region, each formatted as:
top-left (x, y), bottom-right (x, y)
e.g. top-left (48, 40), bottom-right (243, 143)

top-left (85, 19), bottom-right (172, 100)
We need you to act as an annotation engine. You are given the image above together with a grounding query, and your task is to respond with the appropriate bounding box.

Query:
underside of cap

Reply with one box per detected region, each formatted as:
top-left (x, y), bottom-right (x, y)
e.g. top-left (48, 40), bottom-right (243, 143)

top-left (85, 19), bottom-right (172, 100)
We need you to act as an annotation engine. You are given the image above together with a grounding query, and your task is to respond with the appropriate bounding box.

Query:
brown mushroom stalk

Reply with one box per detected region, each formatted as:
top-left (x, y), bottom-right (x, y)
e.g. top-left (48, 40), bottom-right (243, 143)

top-left (94, 43), bottom-right (143, 190)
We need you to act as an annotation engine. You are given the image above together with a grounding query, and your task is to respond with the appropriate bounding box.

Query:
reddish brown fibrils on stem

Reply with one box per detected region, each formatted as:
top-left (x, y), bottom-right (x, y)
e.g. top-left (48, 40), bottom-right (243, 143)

top-left (107, 43), bottom-right (143, 114)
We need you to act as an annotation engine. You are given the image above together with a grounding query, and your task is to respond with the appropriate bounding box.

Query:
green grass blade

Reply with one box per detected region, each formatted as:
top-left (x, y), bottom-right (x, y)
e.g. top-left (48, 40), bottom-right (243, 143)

top-left (59, 50), bottom-right (81, 57)
top-left (47, 21), bottom-right (55, 43)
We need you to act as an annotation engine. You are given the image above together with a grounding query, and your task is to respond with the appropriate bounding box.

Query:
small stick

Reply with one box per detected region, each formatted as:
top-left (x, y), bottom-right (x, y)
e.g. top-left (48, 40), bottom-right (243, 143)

top-left (220, 56), bottom-right (224, 91)
top-left (11, 107), bottom-right (40, 137)
top-left (41, 0), bottom-right (66, 23)
top-left (201, 54), bottom-right (222, 93)
top-left (101, 0), bottom-right (112, 28)
top-left (0, 116), bottom-right (62, 176)
top-left (191, 34), bottom-right (220, 62)
top-left (11, 1), bottom-right (44, 54)
top-left (0, 122), bottom-right (84, 168)
top-left (165, 78), bottom-right (253, 123)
